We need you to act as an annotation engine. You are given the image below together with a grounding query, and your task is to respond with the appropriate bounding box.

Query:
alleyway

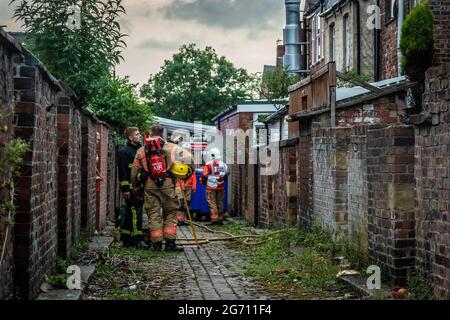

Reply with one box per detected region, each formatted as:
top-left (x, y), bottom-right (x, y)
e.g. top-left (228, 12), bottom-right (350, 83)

top-left (82, 220), bottom-right (362, 300)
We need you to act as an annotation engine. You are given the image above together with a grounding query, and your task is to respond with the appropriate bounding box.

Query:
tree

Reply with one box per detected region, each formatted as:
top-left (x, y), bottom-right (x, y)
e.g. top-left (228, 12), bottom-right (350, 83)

top-left (140, 44), bottom-right (258, 124)
top-left (11, 0), bottom-right (127, 102)
top-left (400, 1), bottom-right (433, 77)
top-left (89, 75), bottom-right (154, 134)
top-left (260, 66), bottom-right (298, 107)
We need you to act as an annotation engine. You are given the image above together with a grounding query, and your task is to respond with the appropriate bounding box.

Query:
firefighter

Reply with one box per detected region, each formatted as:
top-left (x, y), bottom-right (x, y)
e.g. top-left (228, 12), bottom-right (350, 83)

top-left (170, 134), bottom-right (197, 226)
top-left (201, 148), bottom-right (229, 225)
top-left (131, 125), bottom-right (193, 252)
top-left (117, 127), bottom-right (147, 248)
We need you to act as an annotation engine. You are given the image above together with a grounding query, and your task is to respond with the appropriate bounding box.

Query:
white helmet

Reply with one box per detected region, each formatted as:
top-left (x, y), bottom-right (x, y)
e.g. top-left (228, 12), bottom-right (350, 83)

top-left (209, 148), bottom-right (222, 160)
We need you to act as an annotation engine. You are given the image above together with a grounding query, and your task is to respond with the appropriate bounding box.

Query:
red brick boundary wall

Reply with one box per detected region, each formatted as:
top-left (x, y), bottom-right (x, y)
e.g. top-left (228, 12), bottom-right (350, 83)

top-left (0, 30), bottom-right (22, 300)
top-left (414, 64), bottom-right (450, 298)
top-left (367, 124), bottom-right (416, 285)
top-left (96, 124), bottom-right (109, 231)
top-left (57, 92), bottom-right (82, 259)
top-left (0, 31), bottom-right (117, 299)
top-left (81, 112), bottom-right (97, 238)
top-left (13, 47), bottom-right (61, 299)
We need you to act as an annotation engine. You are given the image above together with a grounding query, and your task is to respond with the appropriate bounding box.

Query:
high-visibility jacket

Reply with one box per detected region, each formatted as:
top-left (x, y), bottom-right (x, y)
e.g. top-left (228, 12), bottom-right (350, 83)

top-left (176, 173), bottom-right (197, 190)
top-left (201, 160), bottom-right (228, 190)
top-left (117, 141), bottom-right (141, 193)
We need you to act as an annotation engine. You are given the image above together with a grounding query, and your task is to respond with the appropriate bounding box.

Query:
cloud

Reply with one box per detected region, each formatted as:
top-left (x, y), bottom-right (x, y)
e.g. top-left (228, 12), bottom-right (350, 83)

top-left (160, 0), bottom-right (284, 31)
top-left (137, 38), bottom-right (182, 50)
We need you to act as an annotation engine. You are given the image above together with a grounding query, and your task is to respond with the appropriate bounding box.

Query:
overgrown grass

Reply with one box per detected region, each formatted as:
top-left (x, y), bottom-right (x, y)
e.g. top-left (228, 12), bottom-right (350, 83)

top-left (70, 232), bottom-right (89, 259)
top-left (224, 222), bottom-right (347, 297)
top-left (105, 283), bottom-right (160, 300)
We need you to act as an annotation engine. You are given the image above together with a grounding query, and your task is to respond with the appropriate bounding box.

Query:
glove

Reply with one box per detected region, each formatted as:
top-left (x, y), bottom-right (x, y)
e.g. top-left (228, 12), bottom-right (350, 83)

top-left (137, 170), bottom-right (150, 184)
top-left (201, 176), bottom-right (208, 185)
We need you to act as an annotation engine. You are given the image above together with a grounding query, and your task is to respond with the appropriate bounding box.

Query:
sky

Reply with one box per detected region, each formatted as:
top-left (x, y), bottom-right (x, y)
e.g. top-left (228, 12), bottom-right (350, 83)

top-left (1, 0), bottom-right (285, 86)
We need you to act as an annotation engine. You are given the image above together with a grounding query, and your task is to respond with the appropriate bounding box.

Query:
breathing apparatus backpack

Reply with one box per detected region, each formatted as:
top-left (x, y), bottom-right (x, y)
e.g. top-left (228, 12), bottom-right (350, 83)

top-left (144, 137), bottom-right (167, 187)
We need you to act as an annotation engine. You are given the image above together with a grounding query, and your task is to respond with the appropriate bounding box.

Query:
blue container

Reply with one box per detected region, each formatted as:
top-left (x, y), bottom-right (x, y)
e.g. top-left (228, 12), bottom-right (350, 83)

top-left (190, 170), bottom-right (228, 215)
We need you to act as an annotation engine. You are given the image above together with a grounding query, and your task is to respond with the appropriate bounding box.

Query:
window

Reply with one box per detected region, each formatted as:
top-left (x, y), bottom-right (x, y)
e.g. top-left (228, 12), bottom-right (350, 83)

top-left (343, 14), bottom-right (350, 69)
top-left (386, 0), bottom-right (398, 22)
top-left (316, 16), bottom-right (322, 62)
top-left (329, 23), bottom-right (336, 62)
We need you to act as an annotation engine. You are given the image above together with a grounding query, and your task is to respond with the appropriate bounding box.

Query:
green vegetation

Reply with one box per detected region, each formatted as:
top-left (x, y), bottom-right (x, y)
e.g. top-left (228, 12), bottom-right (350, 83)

top-left (260, 66), bottom-right (298, 103)
top-left (89, 75), bottom-right (155, 133)
top-left (220, 221), bottom-right (347, 297)
top-left (11, 0), bottom-right (126, 102)
top-left (105, 283), bottom-right (160, 300)
top-left (400, 1), bottom-right (434, 72)
top-left (339, 234), bottom-right (369, 272)
top-left (10, 0), bottom-right (154, 134)
top-left (407, 268), bottom-right (434, 300)
top-left (336, 69), bottom-right (371, 88)
top-left (140, 43), bottom-right (258, 124)
top-left (70, 232), bottom-right (89, 260)
top-left (0, 134), bottom-right (29, 268)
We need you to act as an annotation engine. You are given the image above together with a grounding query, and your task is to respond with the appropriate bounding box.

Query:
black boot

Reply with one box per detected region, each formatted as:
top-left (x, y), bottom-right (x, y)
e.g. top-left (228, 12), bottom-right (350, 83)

top-left (134, 240), bottom-right (149, 249)
top-left (152, 241), bottom-right (163, 252)
top-left (165, 239), bottom-right (184, 252)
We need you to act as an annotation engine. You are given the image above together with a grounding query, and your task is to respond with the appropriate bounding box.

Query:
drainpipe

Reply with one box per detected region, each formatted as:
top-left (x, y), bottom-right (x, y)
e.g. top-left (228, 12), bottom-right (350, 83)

top-left (397, 0), bottom-right (405, 76)
top-left (374, 0), bottom-right (381, 81)
top-left (352, 0), bottom-right (361, 74)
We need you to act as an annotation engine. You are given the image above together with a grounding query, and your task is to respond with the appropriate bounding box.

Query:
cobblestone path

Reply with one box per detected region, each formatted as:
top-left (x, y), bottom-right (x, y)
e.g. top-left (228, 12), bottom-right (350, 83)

top-left (157, 224), bottom-right (287, 300)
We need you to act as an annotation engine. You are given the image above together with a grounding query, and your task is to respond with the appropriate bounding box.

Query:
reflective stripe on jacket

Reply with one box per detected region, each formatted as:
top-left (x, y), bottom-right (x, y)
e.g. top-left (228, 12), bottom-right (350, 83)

top-left (201, 160), bottom-right (228, 190)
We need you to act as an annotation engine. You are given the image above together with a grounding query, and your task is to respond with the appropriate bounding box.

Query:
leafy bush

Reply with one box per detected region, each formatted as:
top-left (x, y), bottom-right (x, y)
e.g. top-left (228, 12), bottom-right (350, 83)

top-left (89, 75), bottom-right (155, 133)
top-left (407, 268), bottom-right (433, 300)
top-left (400, 1), bottom-right (434, 71)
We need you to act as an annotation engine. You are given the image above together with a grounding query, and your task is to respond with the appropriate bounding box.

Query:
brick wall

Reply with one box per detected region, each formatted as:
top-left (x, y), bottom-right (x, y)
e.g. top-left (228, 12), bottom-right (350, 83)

top-left (81, 113), bottom-right (97, 238)
top-left (107, 130), bottom-right (118, 218)
top-left (13, 48), bottom-right (60, 299)
top-left (0, 31), bottom-right (21, 300)
top-left (367, 124), bottom-right (416, 285)
top-left (96, 124), bottom-right (109, 230)
top-left (347, 125), bottom-right (369, 254)
top-left (298, 119), bottom-right (314, 229)
top-left (312, 127), bottom-right (351, 237)
top-left (56, 94), bottom-right (82, 258)
top-left (414, 64), bottom-right (450, 299)
top-left (429, 0), bottom-right (450, 65)
top-left (270, 146), bottom-right (297, 227)
top-left (217, 112), bottom-right (253, 217)
top-left (380, 0), bottom-right (399, 80)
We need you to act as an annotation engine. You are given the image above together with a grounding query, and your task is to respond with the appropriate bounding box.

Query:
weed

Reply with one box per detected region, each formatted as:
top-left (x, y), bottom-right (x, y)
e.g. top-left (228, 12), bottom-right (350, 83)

top-left (55, 256), bottom-right (69, 274)
top-left (95, 264), bottom-right (114, 278)
top-left (371, 289), bottom-right (387, 300)
top-left (407, 268), bottom-right (433, 300)
top-left (70, 232), bottom-right (89, 259)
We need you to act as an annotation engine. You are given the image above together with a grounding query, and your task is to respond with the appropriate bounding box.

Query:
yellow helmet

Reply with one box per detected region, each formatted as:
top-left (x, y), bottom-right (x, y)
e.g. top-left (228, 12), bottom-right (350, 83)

top-left (170, 163), bottom-right (193, 180)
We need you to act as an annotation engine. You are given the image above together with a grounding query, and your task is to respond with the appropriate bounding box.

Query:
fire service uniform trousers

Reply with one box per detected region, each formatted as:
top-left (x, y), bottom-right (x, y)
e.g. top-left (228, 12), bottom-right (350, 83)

top-left (144, 187), bottom-right (179, 243)
top-left (206, 189), bottom-right (225, 222)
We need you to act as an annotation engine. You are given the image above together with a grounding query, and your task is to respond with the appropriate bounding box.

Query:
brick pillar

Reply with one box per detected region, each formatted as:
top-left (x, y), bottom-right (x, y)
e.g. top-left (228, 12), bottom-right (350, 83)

top-left (298, 119), bottom-right (313, 229)
top-left (56, 95), bottom-right (82, 258)
top-left (96, 124), bottom-right (108, 231)
top-left (13, 49), bottom-right (59, 299)
top-left (312, 127), bottom-right (350, 237)
top-left (80, 114), bottom-right (97, 237)
top-left (414, 64), bottom-right (450, 299)
top-left (367, 124), bottom-right (415, 285)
